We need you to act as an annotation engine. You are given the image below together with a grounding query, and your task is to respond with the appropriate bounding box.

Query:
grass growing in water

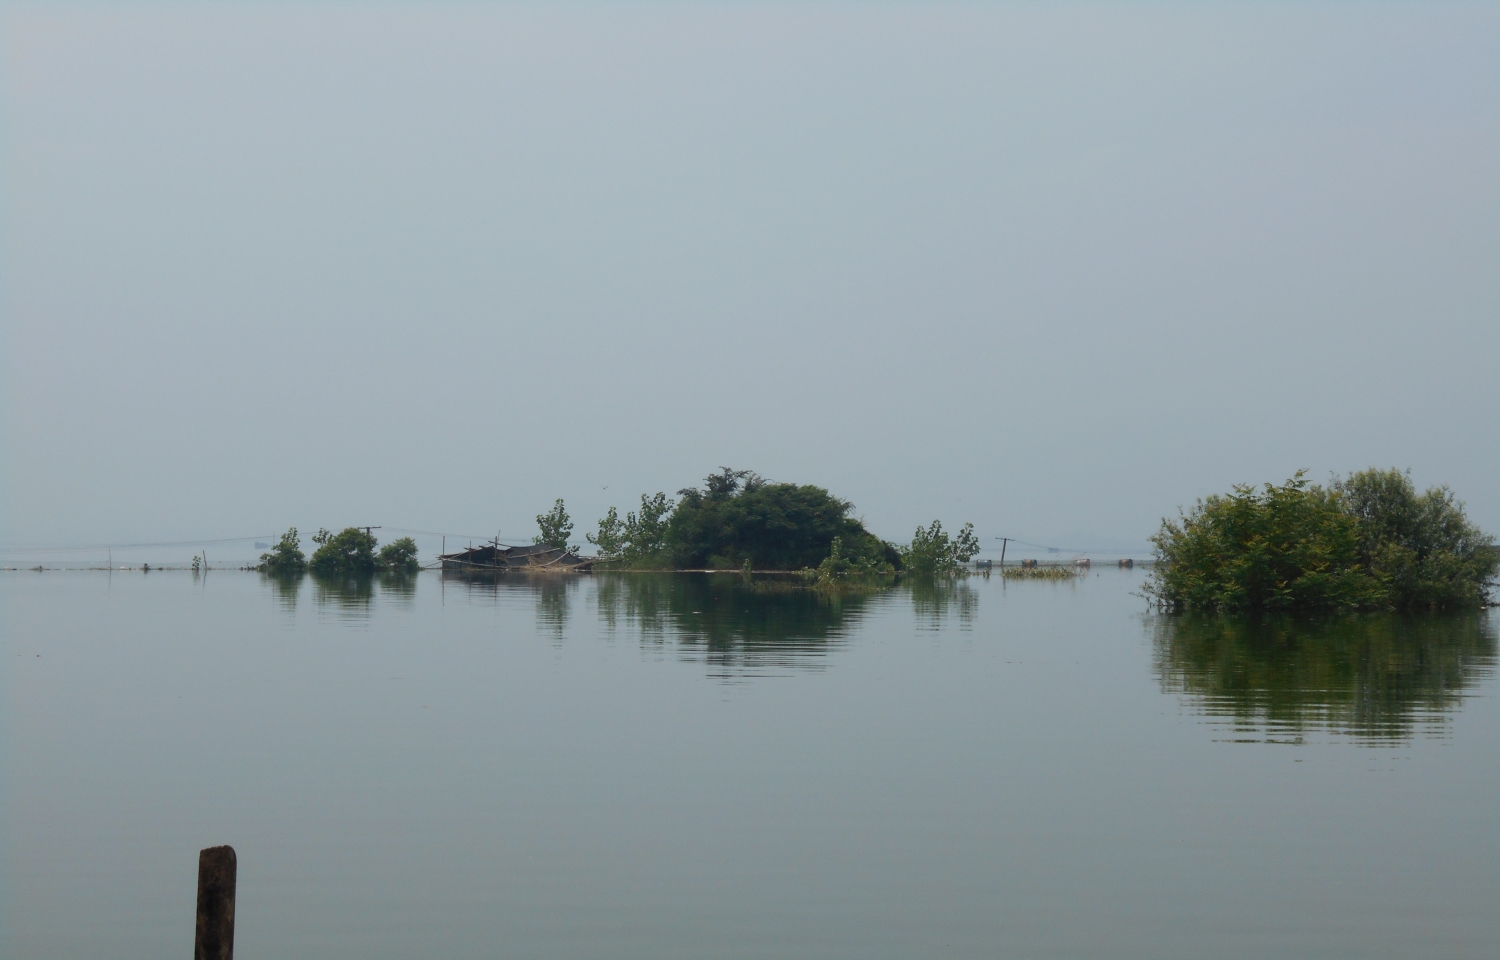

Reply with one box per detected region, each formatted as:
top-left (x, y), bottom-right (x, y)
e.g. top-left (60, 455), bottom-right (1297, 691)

top-left (1001, 564), bottom-right (1079, 581)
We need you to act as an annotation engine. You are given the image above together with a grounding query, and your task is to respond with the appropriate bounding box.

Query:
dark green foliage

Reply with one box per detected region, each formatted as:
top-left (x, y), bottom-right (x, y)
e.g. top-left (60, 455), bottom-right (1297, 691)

top-left (377, 536), bottom-right (421, 573)
top-left (1147, 470), bottom-right (1495, 613)
top-left (1146, 474), bottom-right (1386, 613)
top-left (258, 527), bottom-right (306, 574)
top-left (667, 468), bottom-right (895, 570)
top-left (1332, 468), bottom-right (1497, 610)
top-left (900, 520), bottom-right (980, 577)
top-left (907, 576), bottom-right (980, 628)
top-left (309, 527), bottom-right (379, 576)
top-left (534, 499), bottom-right (575, 550)
top-left (588, 492), bottom-right (675, 565)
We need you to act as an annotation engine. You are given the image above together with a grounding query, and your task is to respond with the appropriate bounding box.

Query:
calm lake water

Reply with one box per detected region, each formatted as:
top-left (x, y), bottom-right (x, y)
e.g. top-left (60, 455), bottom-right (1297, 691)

top-left (2, 570), bottom-right (1496, 959)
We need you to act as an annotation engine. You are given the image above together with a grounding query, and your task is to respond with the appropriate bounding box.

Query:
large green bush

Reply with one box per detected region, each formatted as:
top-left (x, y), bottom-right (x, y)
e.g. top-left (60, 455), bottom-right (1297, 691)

top-left (309, 527), bottom-right (379, 575)
top-left (1147, 471), bottom-right (1495, 613)
top-left (376, 536), bottom-right (421, 574)
top-left (1333, 468), bottom-right (1497, 610)
top-left (590, 469), bottom-right (895, 571)
top-left (666, 469), bottom-right (895, 570)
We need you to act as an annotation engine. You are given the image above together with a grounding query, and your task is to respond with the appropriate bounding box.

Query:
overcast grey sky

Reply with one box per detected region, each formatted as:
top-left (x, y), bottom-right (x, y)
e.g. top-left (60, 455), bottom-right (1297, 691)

top-left (2, 2), bottom-right (1496, 558)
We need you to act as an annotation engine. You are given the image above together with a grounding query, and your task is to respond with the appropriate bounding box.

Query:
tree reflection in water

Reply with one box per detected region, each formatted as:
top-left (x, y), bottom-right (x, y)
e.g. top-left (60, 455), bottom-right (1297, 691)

top-left (262, 572), bottom-right (302, 613)
top-left (531, 576), bottom-right (574, 640)
top-left (437, 572), bottom-right (978, 676)
top-left (596, 573), bottom-right (889, 677)
top-left (1153, 612), bottom-right (1497, 743)
top-left (308, 572), bottom-right (418, 620)
top-left (312, 574), bottom-right (374, 618)
top-left (907, 577), bottom-right (978, 632)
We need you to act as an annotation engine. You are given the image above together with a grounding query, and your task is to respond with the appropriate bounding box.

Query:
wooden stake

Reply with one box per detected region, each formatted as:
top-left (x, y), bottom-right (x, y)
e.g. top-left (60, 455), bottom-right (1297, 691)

top-left (195, 845), bottom-right (236, 960)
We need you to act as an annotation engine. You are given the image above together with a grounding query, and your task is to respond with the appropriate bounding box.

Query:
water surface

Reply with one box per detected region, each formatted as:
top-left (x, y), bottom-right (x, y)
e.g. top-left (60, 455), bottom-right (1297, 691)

top-left (3, 570), bottom-right (1495, 959)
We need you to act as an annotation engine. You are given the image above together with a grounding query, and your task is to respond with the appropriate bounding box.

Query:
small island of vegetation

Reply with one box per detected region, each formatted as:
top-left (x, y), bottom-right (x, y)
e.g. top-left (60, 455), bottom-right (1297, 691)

top-left (563, 467), bottom-right (975, 583)
top-left (1146, 468), bottom-right (1496, 613)
top-left (258, 527), bottom-right (419, 576)
top-left (257, 468), bottom-right (980, 588)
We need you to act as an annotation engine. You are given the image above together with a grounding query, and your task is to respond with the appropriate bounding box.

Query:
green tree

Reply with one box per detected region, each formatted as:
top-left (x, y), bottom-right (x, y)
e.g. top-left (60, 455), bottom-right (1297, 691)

top-left (1332, 468), bottom-right (1496, 610)
top-left (377, 536), bottom-right (421, 573)
top-left (667, 469), bottom-right (894, 570)
top-left (534, 499), bottom-right (575, 550)
top-left (309, 527), bottom-right (379, 576)
top-left (589, 493), bottom-right (677, 565)
top-left (900, 520), bottom-right (980, 577)
top-left (625, 492), bottom-right (674, 560)
top-left (258, 527), bottom-right (306, 575)
top-left (1146, 473), bottom-right (1388, 613)
top-left (587, 506), bottom-right (627, 558)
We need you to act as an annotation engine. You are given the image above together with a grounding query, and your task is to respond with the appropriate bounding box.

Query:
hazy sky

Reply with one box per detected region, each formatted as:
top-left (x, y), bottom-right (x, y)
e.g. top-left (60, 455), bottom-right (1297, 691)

top-left (2, 2), bottom-right (1496, 559)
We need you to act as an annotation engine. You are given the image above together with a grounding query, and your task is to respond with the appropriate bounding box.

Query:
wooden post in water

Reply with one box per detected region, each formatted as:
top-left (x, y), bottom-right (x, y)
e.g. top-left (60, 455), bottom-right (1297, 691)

top-left (195, 845), bottom-right (236, 960)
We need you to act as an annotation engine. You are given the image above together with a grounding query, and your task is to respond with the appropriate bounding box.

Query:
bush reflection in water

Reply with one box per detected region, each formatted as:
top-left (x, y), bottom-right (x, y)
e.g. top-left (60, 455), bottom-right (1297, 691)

top-left (1153, 612), bottom-right (1497, 743)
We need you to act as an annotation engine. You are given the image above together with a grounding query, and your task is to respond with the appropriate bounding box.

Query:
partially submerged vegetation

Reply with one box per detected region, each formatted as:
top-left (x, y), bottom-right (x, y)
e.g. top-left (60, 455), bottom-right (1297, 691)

top-left (259, 527), bottom-right (418, 576)
top-left (808, 536), bottom-right (896, 590)
top-left (252, 468), bottom-right (977, 588)
top-left (258, 528), bottom-right (306, 574)
top-left (1146, 469), bottom-right (1496, 613)
top-left (1001, 564), bottom-right (1078, 581)
top-left (572, 468), bottom-right (978, 590)
top-left (899, 520), bottom-right (980, 577)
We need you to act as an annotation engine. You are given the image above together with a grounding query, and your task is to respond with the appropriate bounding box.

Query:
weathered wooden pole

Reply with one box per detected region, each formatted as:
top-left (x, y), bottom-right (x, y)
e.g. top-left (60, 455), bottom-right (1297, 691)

top-left (195, 845), bottom-right (236, 960)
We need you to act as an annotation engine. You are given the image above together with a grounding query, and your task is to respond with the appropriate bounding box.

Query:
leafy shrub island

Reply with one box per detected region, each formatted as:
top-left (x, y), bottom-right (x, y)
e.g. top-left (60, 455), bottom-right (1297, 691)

top-left (376, 537), bottom-right (421, 574)
top-left (258, 527), bottom-right (306, 574)
top-left (1001, 564), bottom-right (1077, 581)
top-left (587, 469), bottom-right (900, 572)
top-left (582, 469), bottom-right (982, 582)
top-left (1147, 470), bottom-right (1495, 613)
top-left (307, 527), bottom-right (420, 576)
top-left (668, 469), bottom-right (898, 571)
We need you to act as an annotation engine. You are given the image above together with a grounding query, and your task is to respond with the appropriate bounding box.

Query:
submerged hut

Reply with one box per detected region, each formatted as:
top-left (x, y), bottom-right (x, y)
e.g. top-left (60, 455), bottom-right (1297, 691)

top-left (439, 542), bottom-right (594, 572)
